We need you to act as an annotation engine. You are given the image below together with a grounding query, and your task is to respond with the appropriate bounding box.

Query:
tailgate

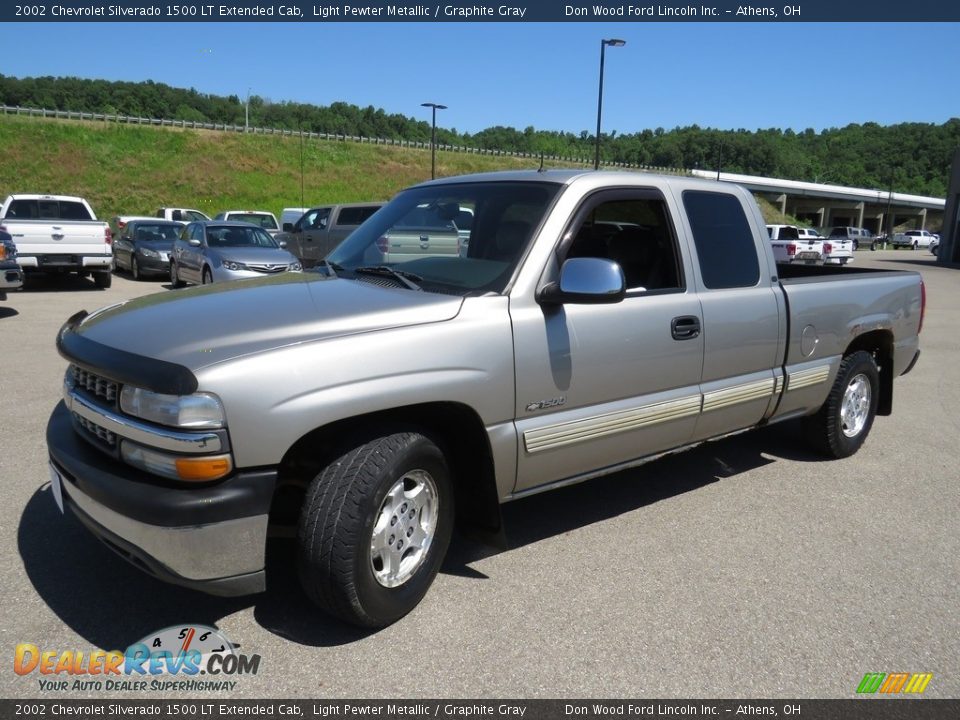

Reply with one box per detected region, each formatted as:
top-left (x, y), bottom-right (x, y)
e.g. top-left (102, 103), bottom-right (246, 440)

top-left (3, 221), bottom-right (109, 255)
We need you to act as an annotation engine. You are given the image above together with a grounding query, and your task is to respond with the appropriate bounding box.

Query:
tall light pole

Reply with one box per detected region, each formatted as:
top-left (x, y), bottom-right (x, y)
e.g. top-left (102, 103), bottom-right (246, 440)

top-left (421, 102), bottom-right (447, 180)
top-left (594, 38), bottom-right (625, 171)
top-left (245, 87), bottom-right (250, 132)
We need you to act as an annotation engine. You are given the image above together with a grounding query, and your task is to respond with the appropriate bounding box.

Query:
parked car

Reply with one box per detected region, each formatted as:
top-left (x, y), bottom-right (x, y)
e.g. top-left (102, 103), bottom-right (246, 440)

top-left (828, 226), bottom-right (877, 251)
top-left (214, 210), bottom-right (281, 237)
top-left (47, 170), bottom-right (924, 628)
top-left (929, 237), bottom-right (940, 255)
top-left (155, 207), bottom-right (211, 223)
top-left (766, 224), bottom-right (824, 264)
top-left (276, 202), bottom-right (384, 267)
top-left (0, 230), bottom-right (23, 300)
top-left (112, 220), bottom-right (184, 280)
top-left (0, 194), bottom-right (113, 288)
top-left (893, 230), bottom-right (937, 249)
top-left (170, 221), bottom-right (301, 287)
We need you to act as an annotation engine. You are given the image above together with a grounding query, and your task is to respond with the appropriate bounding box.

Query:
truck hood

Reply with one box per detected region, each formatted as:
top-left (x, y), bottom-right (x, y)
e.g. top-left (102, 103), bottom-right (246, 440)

top-left (73, 272), bottom-right (463, 371)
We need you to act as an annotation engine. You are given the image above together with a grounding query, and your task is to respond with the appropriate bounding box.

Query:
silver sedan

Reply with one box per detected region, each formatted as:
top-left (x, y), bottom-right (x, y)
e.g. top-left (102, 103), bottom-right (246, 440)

top-left (170, 221), bottom-right (302, 286)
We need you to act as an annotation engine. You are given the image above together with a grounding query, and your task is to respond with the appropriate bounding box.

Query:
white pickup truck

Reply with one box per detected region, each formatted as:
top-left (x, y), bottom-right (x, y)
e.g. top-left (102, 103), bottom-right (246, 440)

top-left (0, 194), bottom-right (113, 288)
top-left (767, 224), bottom-right (824, 264)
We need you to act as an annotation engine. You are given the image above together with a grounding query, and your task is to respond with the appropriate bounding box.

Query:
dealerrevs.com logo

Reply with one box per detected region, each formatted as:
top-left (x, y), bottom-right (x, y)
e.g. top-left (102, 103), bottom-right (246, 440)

top-left (856, 672), bottom-right (933, 695)
top-left (15, 625), bottom-right (261, 692)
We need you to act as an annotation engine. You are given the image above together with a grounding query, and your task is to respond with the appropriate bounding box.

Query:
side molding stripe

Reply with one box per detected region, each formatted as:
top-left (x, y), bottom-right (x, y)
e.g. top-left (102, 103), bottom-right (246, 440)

top-left (524, 395), bottom-right (702, 454)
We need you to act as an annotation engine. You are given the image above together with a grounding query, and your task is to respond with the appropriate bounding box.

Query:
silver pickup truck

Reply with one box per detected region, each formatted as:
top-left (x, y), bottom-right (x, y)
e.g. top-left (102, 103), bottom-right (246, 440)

top-left (46, 171), bottom-right (923, 628)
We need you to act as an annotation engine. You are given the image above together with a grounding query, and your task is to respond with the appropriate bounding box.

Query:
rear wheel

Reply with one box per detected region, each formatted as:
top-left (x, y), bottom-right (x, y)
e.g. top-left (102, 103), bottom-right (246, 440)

top-left (804, 350), bottom-right (879, 459)
top-left (93, 271), bottom-right (112, 289)
top-left (852, 239), bottom-right (859, 251)
top-left (297, 432), bottom-right (454, 628)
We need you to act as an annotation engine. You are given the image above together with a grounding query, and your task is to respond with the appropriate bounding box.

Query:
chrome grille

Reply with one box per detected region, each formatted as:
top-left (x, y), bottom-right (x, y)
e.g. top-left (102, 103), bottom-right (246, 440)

top-left (73, 412), bottom-right (117, 448)
top-left (71, 365), bottom-right (118, 405)
top-left (247, 263), bottom-right (289, 274)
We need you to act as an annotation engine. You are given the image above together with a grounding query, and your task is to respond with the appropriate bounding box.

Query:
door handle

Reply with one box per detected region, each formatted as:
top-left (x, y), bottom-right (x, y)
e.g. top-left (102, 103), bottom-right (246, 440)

top-left (671, 316), bottom-right (701, 340)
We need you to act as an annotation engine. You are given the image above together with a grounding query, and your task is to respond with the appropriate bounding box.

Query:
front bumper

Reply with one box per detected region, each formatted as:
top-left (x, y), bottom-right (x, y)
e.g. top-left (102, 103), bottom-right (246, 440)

top-left (212, 266), bottom-right (297, 283)
top-left (47, 401), bottom-right (275, 595)
top-left (133, 251), bottom-right (172, 275)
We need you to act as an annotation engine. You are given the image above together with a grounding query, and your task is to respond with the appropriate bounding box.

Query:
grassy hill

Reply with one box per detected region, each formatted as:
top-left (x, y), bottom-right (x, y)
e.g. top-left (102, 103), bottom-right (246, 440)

top-left (0, 114), bottom-right (803, 228)
top-left (0, 115), bottom-right (570, 220)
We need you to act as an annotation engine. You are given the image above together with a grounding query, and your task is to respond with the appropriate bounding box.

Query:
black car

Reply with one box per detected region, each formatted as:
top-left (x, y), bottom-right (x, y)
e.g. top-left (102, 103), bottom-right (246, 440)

top-left (113, 220), bottom-right (184, 280)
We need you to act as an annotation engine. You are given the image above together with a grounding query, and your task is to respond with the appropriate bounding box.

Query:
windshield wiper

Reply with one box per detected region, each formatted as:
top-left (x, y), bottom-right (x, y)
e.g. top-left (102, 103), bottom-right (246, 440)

top-left (353, 266), bottom-right (423, 291)
top-left (313, 259), bottom-right (344, 277)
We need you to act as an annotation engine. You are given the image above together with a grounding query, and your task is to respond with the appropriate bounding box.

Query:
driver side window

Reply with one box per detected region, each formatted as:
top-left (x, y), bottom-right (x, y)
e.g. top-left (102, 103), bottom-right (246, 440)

top-left (565, 195), bottom-right (683, 293)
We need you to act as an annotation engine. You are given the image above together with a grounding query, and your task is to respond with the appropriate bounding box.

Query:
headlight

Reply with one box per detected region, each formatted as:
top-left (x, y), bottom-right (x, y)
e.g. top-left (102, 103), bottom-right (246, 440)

top-left (140, 248), bottom-right (160, 258)
top-left (120, 386), bottom-right (226, 429)
top-left (222, 260), bottom-right (248, 271)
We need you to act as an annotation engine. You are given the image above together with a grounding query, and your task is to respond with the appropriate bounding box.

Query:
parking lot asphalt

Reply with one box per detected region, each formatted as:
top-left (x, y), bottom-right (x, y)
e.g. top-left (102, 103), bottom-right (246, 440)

top-left (1, 251), bottom-right (957, 699)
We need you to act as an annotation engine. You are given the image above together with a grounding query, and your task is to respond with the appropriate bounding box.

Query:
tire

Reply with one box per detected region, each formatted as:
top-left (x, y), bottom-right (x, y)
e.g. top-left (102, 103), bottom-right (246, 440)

top-left (913, 241), bottom-right (918, 251)
top-left (131, 256), bottom-right (141, 281)
top-left (870, 241), bottom-right (877, 251)
top-left (93, 271), bottom-right (112, 289)
top-left (202, 267), bottom-right (213, 285)
top-left (804, 350), bottom-right (879, 459)
top-left (170, 261), bottom-right (185, 288)
top-left (297, 432), bottom-right (454, 628)
top-left (852, 240), bottom-right (858, 251)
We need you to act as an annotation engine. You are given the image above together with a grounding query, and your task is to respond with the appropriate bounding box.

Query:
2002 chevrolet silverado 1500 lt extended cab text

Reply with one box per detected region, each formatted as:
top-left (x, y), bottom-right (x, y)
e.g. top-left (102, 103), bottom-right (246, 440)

top-left (46, 171), bottom-right (924, 627)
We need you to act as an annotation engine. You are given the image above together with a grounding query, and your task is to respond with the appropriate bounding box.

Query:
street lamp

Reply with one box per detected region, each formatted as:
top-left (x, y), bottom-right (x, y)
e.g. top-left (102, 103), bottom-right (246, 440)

top-left (594, 38), bottom-right (625, 171)
top-left (245, 87), bottom-right (250, 132)
top-left (421, 102), bottom-right (447, 180)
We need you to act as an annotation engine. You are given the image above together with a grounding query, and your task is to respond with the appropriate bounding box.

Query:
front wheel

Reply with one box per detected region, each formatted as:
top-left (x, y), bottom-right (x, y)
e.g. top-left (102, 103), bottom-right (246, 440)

top-left (297, 432), bottom-right (454, 628)
top-left (804, 351), bottom-right (879, 459)
top-left (202, 267), bottom-right (213, 285)
top-left (852, 240), bottom-right (859, 251)
top-left (170, 261), bottom-right (185, 288)
top-left (131, 257), bottom-right (141, 281)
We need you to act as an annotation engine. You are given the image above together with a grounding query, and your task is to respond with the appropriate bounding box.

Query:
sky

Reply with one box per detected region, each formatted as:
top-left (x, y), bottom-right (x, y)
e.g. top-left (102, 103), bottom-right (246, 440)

top-left (2, 22), bottom-right (958, 137)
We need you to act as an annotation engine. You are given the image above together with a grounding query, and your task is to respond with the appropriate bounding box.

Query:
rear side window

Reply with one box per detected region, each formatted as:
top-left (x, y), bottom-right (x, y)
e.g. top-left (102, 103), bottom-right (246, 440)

top-left (682, 191), bottom-right (760, 290)
top-left (336, 206), bottom-right (380, 226)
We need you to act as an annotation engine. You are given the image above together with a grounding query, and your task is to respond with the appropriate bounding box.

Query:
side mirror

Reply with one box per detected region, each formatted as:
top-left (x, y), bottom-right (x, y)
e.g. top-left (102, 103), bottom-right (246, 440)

top-left (278, 240), bottom-right (287, 249)
top-left (282, 223), bottom-right (293, 232)
top-left (538, 257), bottom-right (626, 305)
top-left (188, 238), bottom-right (201, 247)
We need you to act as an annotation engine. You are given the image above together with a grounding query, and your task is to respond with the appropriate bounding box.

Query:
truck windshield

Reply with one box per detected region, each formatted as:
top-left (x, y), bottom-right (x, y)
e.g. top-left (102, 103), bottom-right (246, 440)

top-left (326, 181), bottom-right (561, 296)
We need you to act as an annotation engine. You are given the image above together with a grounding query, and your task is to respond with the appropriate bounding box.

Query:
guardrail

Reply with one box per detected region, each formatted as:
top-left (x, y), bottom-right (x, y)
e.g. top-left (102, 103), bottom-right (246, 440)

top-left (0, 104), bottom-right (688, 175)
